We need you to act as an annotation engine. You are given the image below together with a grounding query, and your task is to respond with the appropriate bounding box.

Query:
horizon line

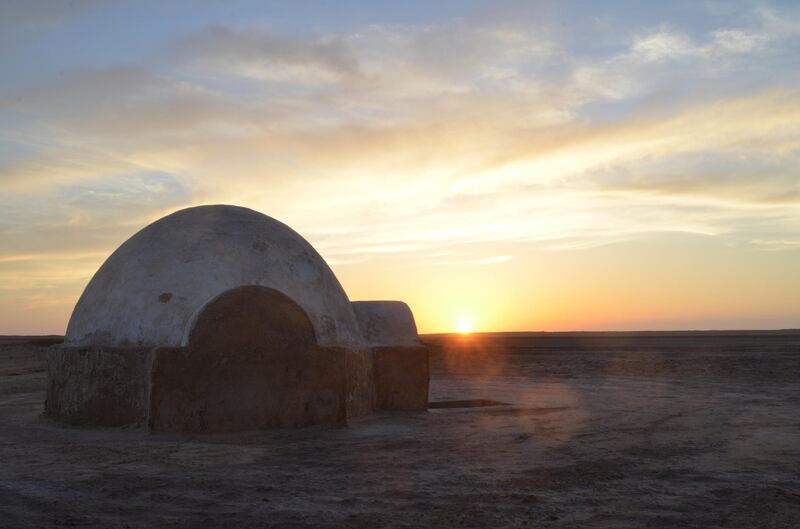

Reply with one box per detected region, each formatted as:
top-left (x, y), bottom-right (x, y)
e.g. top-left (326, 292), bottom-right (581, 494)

top-left (4, 328), bottom-right (800, 341)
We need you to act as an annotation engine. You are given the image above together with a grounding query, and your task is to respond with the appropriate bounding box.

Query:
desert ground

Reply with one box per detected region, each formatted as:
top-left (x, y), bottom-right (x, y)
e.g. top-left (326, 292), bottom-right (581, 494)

top-left (1, 331), bottom-right (799, 528)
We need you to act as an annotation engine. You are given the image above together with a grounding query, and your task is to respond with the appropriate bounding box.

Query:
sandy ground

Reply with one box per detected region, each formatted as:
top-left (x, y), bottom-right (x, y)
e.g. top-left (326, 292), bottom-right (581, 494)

top-left (1, 332), bottom-right (799, 528)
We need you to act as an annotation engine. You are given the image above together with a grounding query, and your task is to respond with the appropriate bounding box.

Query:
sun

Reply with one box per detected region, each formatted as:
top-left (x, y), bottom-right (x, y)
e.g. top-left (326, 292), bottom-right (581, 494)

top-left (456, 319), bottom-right (475, 334)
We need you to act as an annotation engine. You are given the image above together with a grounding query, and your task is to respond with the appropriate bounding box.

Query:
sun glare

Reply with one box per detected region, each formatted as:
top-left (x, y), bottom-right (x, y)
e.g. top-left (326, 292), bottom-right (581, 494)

top-left (456, 319), bottom-right (475, 334)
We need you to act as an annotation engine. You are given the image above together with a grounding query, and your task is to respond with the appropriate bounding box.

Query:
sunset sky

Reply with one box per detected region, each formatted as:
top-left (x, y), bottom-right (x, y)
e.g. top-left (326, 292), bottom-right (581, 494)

top-left (2, 0), bottom-right (800, 335)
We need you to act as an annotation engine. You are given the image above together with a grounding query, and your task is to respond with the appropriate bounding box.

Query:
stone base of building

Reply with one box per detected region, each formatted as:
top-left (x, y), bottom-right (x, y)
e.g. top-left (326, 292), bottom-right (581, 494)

top-left (45, 344), bottom-right (428, 432)
top-left (374, 346), bottom-right (429, 411)
top-left (45, 347), bottom-right (152, 428)
top-left (45, 286), bottom-right (429, 433)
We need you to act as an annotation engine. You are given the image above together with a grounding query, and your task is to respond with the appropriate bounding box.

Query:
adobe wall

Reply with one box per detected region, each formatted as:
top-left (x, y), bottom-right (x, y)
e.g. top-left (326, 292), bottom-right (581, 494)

top-left (46, 292), bottom-right (427, 432)
top-left (45, 346), bottom-right (152, 427)
top-left (373, 346), bottom-right (429, 411)
top-left (344, 348), bottom-right (376, 417)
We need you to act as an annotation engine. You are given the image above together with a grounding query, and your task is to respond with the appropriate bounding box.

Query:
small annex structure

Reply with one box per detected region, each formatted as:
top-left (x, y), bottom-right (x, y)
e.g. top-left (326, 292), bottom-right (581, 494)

top-left (46, 205), bottom-right (428, 432)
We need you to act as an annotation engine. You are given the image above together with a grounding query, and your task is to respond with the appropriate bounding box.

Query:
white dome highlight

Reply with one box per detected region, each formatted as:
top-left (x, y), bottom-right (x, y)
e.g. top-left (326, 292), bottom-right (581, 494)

top-left (65, 205), bottom-right (361, 348)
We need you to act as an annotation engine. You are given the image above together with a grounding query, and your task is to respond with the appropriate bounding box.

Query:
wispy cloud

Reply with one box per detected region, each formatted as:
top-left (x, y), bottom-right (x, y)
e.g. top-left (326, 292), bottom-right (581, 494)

top-left (1, 1), bottom-right (800, 332)
top-left (171, 25), bottom-right (361, 83)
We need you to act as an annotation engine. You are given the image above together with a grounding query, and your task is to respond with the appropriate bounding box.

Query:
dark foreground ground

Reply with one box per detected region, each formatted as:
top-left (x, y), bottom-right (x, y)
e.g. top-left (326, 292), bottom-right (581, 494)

top-left (1, 331), bottom-right (799, 528)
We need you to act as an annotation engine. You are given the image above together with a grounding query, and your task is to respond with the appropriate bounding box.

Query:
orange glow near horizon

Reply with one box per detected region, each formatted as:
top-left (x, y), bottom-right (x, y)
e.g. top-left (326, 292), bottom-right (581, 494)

top-left (455, 318), bottom-right (475, 334)
top-left (335, 230), bottom-right (800, 337)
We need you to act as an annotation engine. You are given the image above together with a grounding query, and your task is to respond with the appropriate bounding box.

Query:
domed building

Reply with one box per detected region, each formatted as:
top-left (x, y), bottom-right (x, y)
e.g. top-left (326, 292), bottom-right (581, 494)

top-left (46, 205), bottom-right (428, 432)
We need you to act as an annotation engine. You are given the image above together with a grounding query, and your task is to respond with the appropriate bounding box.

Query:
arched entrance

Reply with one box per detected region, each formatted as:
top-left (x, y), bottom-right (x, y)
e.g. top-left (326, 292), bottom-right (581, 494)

top-left (149, 286), bottom-right (347, 432)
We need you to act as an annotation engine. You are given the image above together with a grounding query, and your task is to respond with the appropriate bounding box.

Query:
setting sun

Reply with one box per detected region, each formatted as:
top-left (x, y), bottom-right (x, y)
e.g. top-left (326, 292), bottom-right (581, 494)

top-left (456, 319), bottom-right (475, 334)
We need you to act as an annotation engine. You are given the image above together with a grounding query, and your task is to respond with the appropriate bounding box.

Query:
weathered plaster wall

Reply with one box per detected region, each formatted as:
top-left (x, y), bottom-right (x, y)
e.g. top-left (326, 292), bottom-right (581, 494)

top-left (344, 348), bottom-right (376, 418)
top-left (373, 346), bottom-right (429, 411)
top-left (45, 347), bottom-right (152, 427)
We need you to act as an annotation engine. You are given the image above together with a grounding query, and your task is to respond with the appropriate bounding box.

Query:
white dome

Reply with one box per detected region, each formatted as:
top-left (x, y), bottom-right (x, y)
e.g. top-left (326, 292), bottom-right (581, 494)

top-left (352, 301), bottom-right (420, 346)
top-left (65, 205), bottom-right (361, 348)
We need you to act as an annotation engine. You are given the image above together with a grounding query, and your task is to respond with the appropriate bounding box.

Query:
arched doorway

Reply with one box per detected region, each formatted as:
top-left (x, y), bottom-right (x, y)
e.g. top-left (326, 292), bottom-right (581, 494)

top-left (149, 286), bottom-right (347, 432)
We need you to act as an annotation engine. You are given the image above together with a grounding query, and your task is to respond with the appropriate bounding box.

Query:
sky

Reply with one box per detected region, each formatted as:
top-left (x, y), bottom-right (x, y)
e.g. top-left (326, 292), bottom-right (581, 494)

top-left (1, 0), bottom-right (800, 335)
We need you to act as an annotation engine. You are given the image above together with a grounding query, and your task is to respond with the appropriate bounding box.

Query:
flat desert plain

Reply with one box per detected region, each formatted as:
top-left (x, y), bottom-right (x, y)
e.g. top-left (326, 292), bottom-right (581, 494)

top-left (1, 332), bottom-right (799, 528)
